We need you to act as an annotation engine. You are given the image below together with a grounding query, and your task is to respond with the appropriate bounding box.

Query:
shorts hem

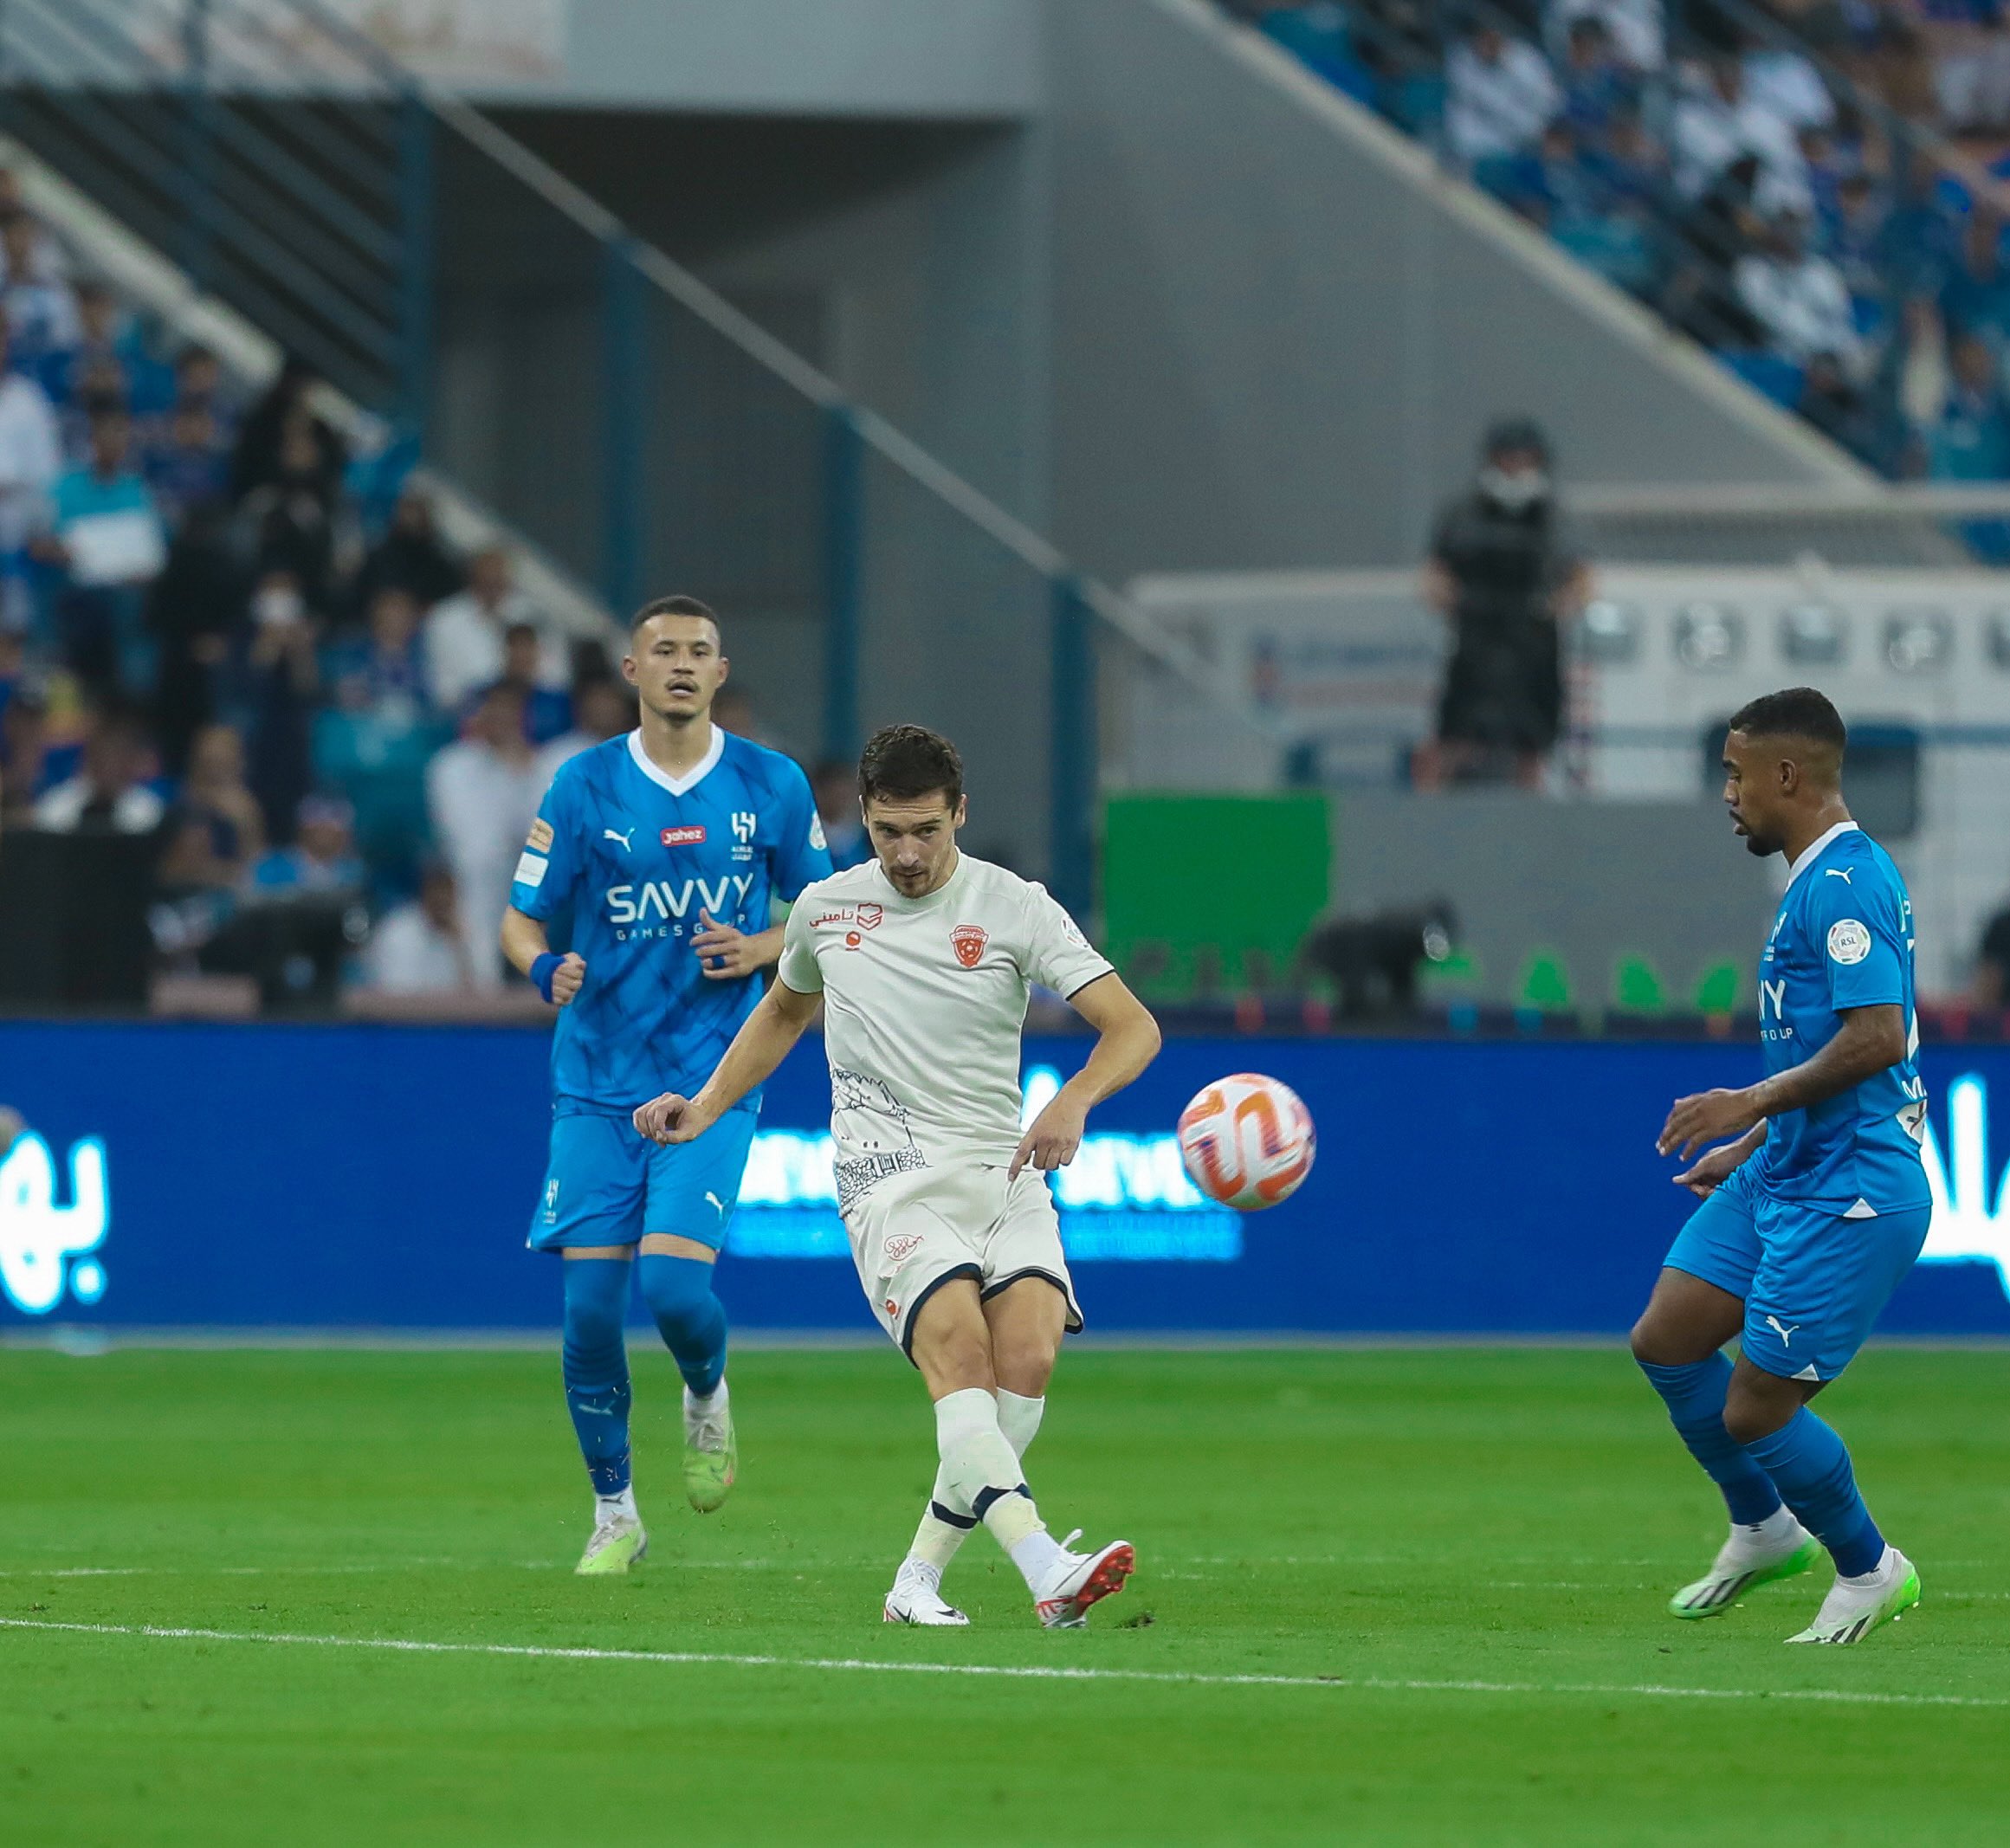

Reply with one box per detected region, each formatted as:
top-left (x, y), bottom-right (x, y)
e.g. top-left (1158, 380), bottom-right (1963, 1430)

top-left (980, 1265), bottom-right (1084, 1334)
top-left (897, 1263), bottom-right (984, 1367)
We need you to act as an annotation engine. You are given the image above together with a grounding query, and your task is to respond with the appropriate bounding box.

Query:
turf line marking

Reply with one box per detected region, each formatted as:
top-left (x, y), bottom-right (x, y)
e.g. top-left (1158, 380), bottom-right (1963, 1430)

top-left (1, 1618), bottom-right (2000, 1709)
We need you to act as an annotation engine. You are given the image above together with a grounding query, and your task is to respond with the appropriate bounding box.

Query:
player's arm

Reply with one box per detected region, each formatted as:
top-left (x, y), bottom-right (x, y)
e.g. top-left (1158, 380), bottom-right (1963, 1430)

top-left (632, 978), bottom-right (822, 1145)
top-left (501, 906), bottom-right (585, 1006)
top-left (1011, 973), bottom-right (1163, 1179)
top-left (1671, 1121), bottom-right (1767, 1198)
top-left (1657, 1004), bottom-right (1909, 1160)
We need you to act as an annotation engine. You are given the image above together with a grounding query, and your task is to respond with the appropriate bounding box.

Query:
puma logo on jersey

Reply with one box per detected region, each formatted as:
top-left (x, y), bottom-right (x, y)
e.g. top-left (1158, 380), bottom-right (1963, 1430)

top-left (1824, 868), bottom-right (1853, 884)
top-left (1765, 1315), bottom-right (1800, 1347)
top-left (604, 828), bottom-right (635, 851)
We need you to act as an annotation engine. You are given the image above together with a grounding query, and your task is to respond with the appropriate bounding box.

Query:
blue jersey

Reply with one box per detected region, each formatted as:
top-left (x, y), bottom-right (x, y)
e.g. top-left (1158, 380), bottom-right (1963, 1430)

top-left (509, 727), bottom-right (831, 1113)
top-left (1747, 822), bottom-right (1929, 1213)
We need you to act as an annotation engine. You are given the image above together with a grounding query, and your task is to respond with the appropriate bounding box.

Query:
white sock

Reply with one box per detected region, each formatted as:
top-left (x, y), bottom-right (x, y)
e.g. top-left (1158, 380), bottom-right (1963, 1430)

top-left (596, 1486), bottom-right (637, 1525)
top-left (684, 1378), bottom-right (727, 1412)
top-left (1739, 1506), bottom-right (1802, 1548)
top-left (907, 1390), bottom-right (1046, 1573)
top-left (934, 1387), bottom-right (1044, 1557)
top-left (1840, 1544), bottom-right (1897, 1587)
top-left (1009, 1528), bottom-right (1064, 1591)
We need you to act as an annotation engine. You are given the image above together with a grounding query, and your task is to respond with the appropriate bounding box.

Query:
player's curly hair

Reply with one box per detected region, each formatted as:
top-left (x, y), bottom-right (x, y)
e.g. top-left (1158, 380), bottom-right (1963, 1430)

top-left (858, 724), bottom-right (963, 809)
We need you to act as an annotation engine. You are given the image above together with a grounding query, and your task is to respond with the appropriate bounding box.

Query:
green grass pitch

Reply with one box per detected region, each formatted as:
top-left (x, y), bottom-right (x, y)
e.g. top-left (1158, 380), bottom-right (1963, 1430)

top-left (2, 1342), bottom-right (2007, 1845)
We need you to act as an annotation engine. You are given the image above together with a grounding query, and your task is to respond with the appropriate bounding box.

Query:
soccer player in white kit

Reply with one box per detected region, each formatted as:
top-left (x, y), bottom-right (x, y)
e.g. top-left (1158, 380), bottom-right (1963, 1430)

top-left (635, 724), bottom-right (1163, 1628)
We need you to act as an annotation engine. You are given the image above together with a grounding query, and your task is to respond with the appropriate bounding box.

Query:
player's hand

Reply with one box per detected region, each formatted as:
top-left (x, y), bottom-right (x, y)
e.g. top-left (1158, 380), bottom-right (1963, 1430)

top-left (1010, 1090), bottom-right (1089, 1179)
top-left (692, 910), bottom-right (766, 981)
top-left (633, 1092), bottom-right (714, 1146)
top-left (1658, 1087), bottom-right (1761, 1161)
top-left (1671, 1140), bottom-right (1748, 1199)
top-left (551, 953), bottom-right (587, 1006)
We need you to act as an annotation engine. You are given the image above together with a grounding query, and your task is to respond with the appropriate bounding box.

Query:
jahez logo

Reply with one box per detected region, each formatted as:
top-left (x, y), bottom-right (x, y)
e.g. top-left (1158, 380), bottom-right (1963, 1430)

top-left (662, 825), bottom-right (707, 847)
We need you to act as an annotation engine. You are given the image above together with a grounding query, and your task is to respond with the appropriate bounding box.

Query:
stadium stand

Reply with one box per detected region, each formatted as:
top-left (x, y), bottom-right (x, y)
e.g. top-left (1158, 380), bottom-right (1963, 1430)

top-left (1228, 0), bottom-right (2010, 488)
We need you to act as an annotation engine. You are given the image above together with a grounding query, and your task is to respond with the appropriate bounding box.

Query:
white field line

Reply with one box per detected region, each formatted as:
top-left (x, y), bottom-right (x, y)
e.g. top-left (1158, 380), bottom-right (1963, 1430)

top-left (0, 1617), bottom-right (1999, 1710)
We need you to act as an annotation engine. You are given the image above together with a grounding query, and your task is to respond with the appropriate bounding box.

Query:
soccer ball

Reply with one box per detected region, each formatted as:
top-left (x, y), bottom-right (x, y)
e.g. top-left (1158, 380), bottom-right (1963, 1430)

top-left (1176, 1074), bottom-right (1315, 1211)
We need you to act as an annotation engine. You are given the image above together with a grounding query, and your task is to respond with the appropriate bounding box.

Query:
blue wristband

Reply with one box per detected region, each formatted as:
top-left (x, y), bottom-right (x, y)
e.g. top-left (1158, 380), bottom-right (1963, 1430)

top-left (529, 953), bottom-right (565, 1004)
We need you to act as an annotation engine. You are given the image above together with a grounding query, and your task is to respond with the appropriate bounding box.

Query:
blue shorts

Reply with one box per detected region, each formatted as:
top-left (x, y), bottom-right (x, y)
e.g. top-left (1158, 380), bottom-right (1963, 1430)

top-left (527, 1104), bottom-right (758, 1253)
top-left (1664, 1171), bottom-right (1931, 1383)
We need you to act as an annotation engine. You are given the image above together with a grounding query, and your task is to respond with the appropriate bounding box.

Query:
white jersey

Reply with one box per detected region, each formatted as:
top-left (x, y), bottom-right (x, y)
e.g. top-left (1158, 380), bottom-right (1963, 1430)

top-left (776, 852), bottom-right (1112, 1208)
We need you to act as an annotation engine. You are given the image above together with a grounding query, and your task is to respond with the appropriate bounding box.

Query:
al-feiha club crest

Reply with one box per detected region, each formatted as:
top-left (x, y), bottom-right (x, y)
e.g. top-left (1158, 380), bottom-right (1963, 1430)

top-left (951, 923), bottom-right (988, 969)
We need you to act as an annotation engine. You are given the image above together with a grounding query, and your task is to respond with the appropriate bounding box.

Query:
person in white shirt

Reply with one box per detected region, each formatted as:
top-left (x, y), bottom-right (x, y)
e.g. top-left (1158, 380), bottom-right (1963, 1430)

top-left (33, 706), bottom-right (165, 834)
top-left (426, 681), bottom-right (548, 985)
top-left (0, 321), bottom-right (60, 630)
top-left (636, 724), bottom-right (1163, 1632)
top-left (364, 861), bottom-right (478, 995)
top-left (1445, 23), bottom-right (1561, 164)
top-left (1734, 210), bottom-right (1861, 370)
top-left (531, 675), bottom-right (636, 787)
top-left (1672, 55), bottom-right (1812, 216)
top-left (421, 545), bottom-right (566, 714)
top-left (1547, 0), bottom-right (1664, 70)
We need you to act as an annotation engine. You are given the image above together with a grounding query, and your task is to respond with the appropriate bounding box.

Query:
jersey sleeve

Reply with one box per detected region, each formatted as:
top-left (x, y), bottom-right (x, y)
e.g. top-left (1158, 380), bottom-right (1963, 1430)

top-left (775, 886), bottom-right (825, 993)
top-left (1806, 868), bottom-right (1905, 1011)
top-left (509, 766), bottom-right (583, 922)
top-left (767, 759), bottom-right (835, 901)
top-left (1023, 882), bottom-right (1114, 998)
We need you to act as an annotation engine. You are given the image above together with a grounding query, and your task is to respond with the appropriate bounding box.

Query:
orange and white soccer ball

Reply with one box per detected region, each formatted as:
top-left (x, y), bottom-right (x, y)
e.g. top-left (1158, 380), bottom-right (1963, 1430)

top-left (1176, 1073), bottom-right (1315, 1211)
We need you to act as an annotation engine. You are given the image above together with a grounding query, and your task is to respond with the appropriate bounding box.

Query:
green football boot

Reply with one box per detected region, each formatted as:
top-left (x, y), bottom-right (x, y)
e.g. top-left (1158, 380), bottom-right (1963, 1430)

top-left (575, 1515), bottom-right (648, 1575)
top-left (683, 1382), bottom-right (737, 1514)
top-left (1787, 1549), bottom-right (1922, 1644)
top-left (1670, 1527), bottom-right (1820, 1619)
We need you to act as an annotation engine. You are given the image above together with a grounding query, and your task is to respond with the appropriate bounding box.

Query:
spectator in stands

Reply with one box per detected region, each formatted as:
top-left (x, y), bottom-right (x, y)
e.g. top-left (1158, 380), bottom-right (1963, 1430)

top-left (1742, 33), bottom-right (1836, 133)
top-left (0, 183), bottom-right (66, 285)
top-left (0, 320), bottom-right (61, 634)
top-left (812, 758), bottom-right (870, 870)
top-left (352, 485), bottom-right (463, 616)
top-left (421, 545), bottom-right (560, 712)
top-left (1559, 16), bottom-right (1637, 135)
top-left (144, 395), bottom-right (234, 527)
top-left (330, 586), bottom-right (430, 720)
top-left (248, 792), bottom-right (365, 895)
top-left (1671, 55), bottom-right (1811, 216)
top-left (145, 500), bottom-right (246, 776)
top-left (1881, 159), bottom-right (1960, 301)
top-left (0, 211), bottom-right (80, 380)
top-left (1666, 151), bottom-right (1769, 347)
top-left (533, 675), bottom-right (634, 784)
top-left (1415, 417), bottom-right (1589, 791)
top-left (1939, 210), bottom-right (2010, 365)
top-left (230, 355), bottom-right (345, 505)
top-left (240, 405), bottom-right (348, 611)
top-left (0, 681), bottom-right (48, 820)
top-left (489, 619), bottom-right (572, 746)
top-left (1926, 332), bottom-right (2010, 476)
top-left (1547, 0), bottom-right (1664, 72)
top-left (32, 702), bottom-right (165, 834)
top-left (1734, 208), bottom-right (1863, 368)
top-left (1973, 901), bottom-right (2010, 1007)
top-left (426, 680), bottom-right (546, 985)
top-left (42, 396), bottom-right (170, 700)
top-left (158, 720), bottom-right (265, 885)
top-left (1824, 169), bottom-right (1894, 312)
top-left (234, 567), bottom-right (320, 841)
top-left (171, 344), bottom-right (238, 439)
top-left (1798, 350), bottom-right (1880, 459)
top-left (1446, 23), bottom-right (1561, 165)
top-left (362, 861), bottom-right (478, 996)
top-left (1925, 0), bottom-right (2010, 133)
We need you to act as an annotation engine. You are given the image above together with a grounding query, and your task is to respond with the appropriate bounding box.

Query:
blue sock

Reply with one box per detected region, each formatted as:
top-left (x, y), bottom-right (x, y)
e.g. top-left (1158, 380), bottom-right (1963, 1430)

top-left (638, 1253), bottom-right (728, 1398)
top-left (561, 1258), bottom-right (633, 1497)
top-left (1638, 1355), bottom-right (1785, 1527)
top-left (1743, 1407), bottom-right (1885, 1577)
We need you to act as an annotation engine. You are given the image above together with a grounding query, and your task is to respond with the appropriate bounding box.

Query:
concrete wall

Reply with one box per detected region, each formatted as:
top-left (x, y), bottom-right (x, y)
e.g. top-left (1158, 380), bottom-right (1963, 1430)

top-left (1043, 0), bottom-right (1864, 585)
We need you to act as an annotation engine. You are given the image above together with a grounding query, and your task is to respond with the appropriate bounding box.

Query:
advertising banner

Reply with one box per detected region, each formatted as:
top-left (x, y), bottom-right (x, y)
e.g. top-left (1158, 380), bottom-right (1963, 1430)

top-left (3, 1024), bottom-right (2007, 1337)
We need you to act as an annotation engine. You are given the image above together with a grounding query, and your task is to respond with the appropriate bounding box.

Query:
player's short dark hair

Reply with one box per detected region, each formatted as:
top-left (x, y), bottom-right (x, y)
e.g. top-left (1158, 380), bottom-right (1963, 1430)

top-left (630, 593), bottom-right (720, 636)
top-left (858, 724), bottom-right (963, 810)
top-left (1728, 687), bottom-right (1847, 755)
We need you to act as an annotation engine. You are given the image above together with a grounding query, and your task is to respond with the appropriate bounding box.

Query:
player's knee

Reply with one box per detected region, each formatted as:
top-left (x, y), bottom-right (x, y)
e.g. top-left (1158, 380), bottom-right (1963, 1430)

top-left (1628, 1314), bottom-right (1679, 1368)
top-left (637, 1253), bottom-right (718, 1337)
top-left (1722, 1380), bottom-right (1795, 1447)
top-left (561, 1266), bottom-right (629, 1354)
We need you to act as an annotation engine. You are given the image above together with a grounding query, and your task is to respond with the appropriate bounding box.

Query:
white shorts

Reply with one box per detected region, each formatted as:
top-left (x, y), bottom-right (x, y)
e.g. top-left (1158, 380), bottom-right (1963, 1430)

top-left (842, 1162), bottom-right (1083, 1362)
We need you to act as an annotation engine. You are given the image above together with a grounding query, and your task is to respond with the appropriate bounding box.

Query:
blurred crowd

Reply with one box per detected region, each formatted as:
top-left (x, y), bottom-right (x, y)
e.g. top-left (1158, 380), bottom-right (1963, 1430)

top-left (0, 179), bottom-right (640, 1005)
top-left (1236, 0), bottom-right (2010, 494)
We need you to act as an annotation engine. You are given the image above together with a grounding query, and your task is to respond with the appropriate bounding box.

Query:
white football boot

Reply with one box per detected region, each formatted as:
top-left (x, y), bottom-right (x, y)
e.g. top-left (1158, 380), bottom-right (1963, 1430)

top-left (1787, 1547), bottom-right (1922, 1644)
top-left (1033, 1530), bottom-right (1135, 1630)
top-left (882, 1558), bottom-right (970, 1626)
top-left (1668, 1513), bottom-right (1820, 1619)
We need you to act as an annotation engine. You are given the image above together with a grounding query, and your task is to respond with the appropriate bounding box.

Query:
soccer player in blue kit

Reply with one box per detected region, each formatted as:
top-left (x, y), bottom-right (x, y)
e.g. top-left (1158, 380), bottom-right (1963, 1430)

top-left (501, 595), bottom-right (831, 1573)
top-left (1632, 688), bottom-right (1931, 1644)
